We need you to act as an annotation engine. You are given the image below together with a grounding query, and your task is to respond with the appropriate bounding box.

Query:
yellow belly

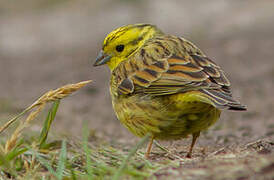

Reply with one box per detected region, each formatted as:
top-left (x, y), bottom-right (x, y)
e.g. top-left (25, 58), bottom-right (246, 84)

top-left (112, 91), bottom-right (221, 140)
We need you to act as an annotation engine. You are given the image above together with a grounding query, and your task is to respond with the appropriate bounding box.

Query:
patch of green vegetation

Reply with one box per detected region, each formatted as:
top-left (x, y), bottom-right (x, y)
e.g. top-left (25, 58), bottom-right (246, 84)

top-left (0, 100), bottom-right (178, 180)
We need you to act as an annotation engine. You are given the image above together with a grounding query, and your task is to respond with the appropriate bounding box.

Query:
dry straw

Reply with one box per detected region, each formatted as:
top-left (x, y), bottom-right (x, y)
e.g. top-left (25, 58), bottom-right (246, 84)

top-left (1, 80), bottom-right (92, 152)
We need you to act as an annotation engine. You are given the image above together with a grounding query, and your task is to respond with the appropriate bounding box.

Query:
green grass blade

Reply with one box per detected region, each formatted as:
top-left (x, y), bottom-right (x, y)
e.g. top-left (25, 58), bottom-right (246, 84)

top-left (0, 153), bottom-right (18, 177)
top-left (4, 138), bottom-right (26, 161)
top-left (0, 152), bottom-right (9, 169)
top-left (82, 121), bottom-right (94, 179)
top-left (112, 134), bottom-right (151, 180)
top-left (56, 140), bottom-right (67, 180)
top-left (32, 149), bottom-right (58, 178)
top-left (6, 147), bottom-right (28, 161)
top-left (39, 100), bottom-right (60, 148)
top-left (68, 163), bottom-right (77, 180)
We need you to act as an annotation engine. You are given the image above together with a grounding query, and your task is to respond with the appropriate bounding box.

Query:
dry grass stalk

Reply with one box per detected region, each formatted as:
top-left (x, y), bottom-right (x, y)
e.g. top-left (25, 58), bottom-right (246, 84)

top-left (0, 80), bottom-right (92, 135)
top-left (28, 80), bottom-right (92, 110)
top-left (24, 159), bottom-right (30, 172)
top-left (2, 80), bottom-right (92, 152)
top-left (5, 104), bottom-right (45, 153)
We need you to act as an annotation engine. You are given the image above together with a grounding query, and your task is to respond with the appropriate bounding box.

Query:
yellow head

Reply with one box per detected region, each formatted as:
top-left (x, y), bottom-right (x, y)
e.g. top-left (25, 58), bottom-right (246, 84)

top-left (93, 24), bottom-right (163, 71)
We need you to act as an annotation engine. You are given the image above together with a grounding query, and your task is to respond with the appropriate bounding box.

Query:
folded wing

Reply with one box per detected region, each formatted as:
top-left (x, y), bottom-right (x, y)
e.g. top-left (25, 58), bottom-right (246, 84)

top-left (117, 54), bottom-right (246, 110)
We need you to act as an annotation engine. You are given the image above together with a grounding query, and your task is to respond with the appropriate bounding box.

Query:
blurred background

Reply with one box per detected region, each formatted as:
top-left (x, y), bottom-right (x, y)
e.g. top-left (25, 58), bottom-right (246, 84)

top-left (0, 0), bottom-right (273, 144)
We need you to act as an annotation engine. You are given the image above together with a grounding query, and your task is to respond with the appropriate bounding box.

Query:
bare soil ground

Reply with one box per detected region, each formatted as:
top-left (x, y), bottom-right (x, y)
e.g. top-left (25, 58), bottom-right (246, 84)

top-left (0, 0), bottom-right (274, 179)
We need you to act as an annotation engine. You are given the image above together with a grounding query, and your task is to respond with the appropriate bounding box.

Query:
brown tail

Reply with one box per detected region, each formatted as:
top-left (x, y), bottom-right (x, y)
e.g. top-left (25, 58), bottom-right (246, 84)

top-left (200, 89), bottom-right (247, 111)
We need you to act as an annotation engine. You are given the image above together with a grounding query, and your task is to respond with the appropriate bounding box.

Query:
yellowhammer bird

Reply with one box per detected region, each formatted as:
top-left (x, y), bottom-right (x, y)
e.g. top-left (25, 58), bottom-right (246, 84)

top-left (93, 24), bottom-right (246, 158)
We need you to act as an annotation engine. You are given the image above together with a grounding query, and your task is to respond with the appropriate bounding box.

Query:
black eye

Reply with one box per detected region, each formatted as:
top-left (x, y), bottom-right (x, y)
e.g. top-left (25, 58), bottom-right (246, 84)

top-left (116, 44), bottom-right (124, 52)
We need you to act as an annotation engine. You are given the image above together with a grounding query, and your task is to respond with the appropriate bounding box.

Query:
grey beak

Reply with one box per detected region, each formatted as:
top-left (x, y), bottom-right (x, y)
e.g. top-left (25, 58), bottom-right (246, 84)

top-left (93, 50), bottom-right (111, 66)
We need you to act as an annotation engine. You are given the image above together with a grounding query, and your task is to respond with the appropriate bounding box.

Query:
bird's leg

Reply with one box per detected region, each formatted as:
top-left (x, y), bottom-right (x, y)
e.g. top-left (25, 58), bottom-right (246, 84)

top-left (186, 131), bottom-right (200, 158)
top-left (145, 136), bottom-right (154, 159)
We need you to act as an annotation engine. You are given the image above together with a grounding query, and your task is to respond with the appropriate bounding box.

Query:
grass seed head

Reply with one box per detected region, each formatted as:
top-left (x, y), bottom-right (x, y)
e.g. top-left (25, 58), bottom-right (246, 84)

top-left (2, 80), bottom-right (92, 152)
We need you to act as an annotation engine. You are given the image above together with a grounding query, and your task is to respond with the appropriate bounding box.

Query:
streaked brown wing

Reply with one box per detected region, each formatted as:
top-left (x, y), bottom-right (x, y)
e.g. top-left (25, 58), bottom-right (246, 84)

top-left (124, 55), bottom-right (227, 95)
top-left (118, 55), bottom-right (227, 94)
top-left (117, 54), bottom-right (245, 110)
